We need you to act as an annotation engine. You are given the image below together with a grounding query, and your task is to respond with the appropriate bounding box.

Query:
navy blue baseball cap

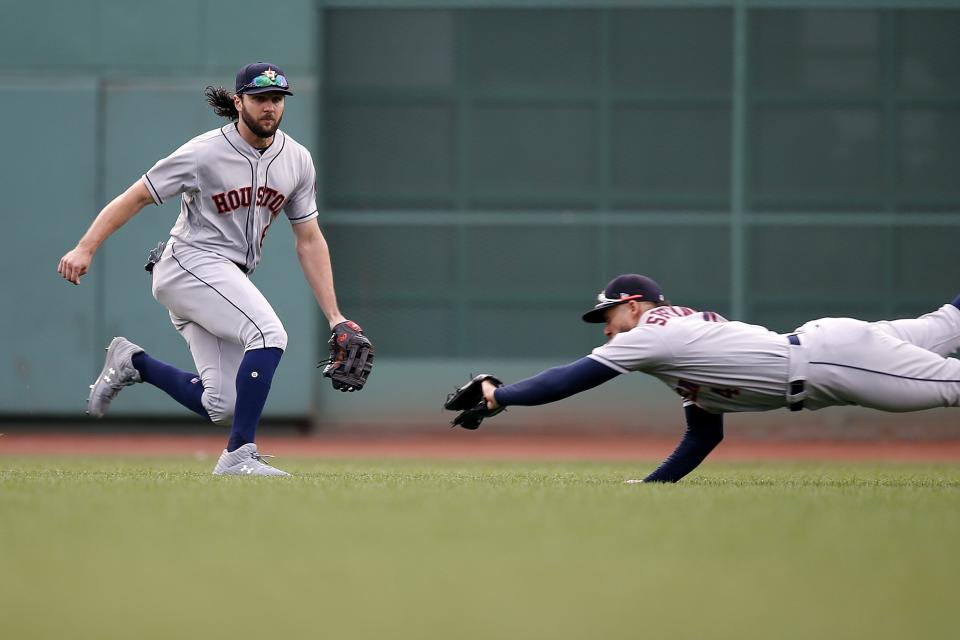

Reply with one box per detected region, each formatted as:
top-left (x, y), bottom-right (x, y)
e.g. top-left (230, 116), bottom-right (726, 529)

top-left (581, 274), bottom-right (665, 323)
top-left (235, 62), bottom-right (293, 96)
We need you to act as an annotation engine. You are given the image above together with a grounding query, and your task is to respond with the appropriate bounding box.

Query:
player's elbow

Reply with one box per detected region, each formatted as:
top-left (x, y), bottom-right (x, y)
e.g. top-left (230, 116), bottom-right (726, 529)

top-left (128, 180), bottom-right (156, 208)
top-left (695, 430), bottom-right (723, 454)
top-left (294, 220), bottom-right (326, 250)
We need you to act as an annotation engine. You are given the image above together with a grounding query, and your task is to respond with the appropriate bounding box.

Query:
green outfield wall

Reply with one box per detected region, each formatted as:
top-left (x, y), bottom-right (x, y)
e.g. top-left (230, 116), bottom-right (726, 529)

top-left (3, 1), bottom-right (959, 432)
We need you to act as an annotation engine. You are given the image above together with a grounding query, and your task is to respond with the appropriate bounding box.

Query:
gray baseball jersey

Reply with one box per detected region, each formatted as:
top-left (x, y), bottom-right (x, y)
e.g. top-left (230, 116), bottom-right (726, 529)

top-left (589, 304), bottom-right (960, 414)
top-left (141, 123), bottom-right (316, 424)
top-left (589, 306), bottom-right (792, 413)
top-left (142, 124), bottom-right (319, 273)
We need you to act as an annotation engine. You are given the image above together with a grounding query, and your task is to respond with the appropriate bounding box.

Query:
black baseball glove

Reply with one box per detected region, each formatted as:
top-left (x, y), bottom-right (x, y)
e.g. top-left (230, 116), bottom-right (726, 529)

top-left (444, 374), bottom-right (505, 430)
top-left (320, 320), bottom-right (374, 392)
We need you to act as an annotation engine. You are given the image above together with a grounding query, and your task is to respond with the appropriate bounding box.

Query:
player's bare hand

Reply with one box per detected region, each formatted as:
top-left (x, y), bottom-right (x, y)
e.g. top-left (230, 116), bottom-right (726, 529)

top-left (481, 379), bottom-right (500, 410)
top-left (58, 247), bottom-right (93, 285)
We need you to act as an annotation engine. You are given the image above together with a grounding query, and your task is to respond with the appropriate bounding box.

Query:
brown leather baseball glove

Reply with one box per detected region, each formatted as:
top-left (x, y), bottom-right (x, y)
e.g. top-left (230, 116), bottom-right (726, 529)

top-left (320, 320), bottom-right (374, 392)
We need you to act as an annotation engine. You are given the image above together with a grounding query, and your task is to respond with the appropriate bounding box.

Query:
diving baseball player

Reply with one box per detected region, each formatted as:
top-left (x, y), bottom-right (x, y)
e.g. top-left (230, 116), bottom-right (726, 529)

top-left (57, 62), bottom-right (372, 476)
top-left (447, 273), bottom-right (960, 482)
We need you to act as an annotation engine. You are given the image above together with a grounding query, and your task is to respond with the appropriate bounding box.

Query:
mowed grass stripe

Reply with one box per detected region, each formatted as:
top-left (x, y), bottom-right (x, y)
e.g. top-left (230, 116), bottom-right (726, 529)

top-left (1, 459), bottom-right (958, 640)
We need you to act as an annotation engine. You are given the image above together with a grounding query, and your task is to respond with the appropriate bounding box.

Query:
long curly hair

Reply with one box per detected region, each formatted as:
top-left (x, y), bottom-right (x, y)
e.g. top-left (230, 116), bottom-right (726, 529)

top-left (204, 86), bottom-right (238, 120)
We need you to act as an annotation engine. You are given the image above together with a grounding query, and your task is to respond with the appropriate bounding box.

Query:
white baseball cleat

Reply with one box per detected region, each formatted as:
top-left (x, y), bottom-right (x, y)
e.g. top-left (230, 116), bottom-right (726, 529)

top-left (212, 443), bottom-right (291, 477)
top-left (86, 337), bottom-right (144, 418)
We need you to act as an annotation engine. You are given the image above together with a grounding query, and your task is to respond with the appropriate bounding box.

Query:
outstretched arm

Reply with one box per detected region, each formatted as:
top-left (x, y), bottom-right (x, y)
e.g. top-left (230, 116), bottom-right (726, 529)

top-left (643, 404), bottom-right (724, 483)
top-left (483, 357), bottom-right (621, 409)
top-left (292, 220), bottom-right (347, 329)
top-left (57, 180), bottom-right (155, 285)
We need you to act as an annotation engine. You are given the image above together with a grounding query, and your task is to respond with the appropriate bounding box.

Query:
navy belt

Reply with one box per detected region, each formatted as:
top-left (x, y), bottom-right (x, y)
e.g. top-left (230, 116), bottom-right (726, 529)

top-left (787, 334), bottom-right (804, 411)
top-left (233, 261), bottom-right (249, 274)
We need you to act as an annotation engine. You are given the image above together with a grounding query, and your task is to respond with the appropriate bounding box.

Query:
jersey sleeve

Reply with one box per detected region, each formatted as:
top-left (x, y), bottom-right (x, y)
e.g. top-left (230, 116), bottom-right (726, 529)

top-left (284, 151), bottom-right (319, 225)
top-left (588, 326), bottom-right (669, 373)
top-left (142, 141), bottom-right (198, 205)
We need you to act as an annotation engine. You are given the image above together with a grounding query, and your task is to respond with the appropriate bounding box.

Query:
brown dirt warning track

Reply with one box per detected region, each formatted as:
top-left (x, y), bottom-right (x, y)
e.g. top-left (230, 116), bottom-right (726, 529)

top-left (2, 432), bottom-right (960, 462)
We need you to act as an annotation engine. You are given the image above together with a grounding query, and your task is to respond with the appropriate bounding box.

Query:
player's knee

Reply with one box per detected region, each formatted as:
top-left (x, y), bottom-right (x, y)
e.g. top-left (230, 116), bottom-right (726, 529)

top-left (203, 390), bottom-right (235, 425)
top-left (205, 403), bottom-right (234, 425)
top-left (244, 321), bottom-right (287, 352)
top-left (273, 325), bottom-right (288, 351)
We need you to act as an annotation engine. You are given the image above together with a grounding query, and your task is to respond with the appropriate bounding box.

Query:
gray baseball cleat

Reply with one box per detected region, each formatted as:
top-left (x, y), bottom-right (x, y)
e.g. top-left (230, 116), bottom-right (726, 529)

top-left (87, 337), bottom-right (144, 418)
top-left (212, 443), bottom-right (291, 477)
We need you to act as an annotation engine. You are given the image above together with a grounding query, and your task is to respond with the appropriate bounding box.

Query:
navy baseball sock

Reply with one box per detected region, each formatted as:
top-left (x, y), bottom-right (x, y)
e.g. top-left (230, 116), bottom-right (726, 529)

top-left (952, 294), bottom-right (960, 311)
top-left (227, 347), bottom-right (284, 452)
top-left (131, 352), bottom-right (210, 420)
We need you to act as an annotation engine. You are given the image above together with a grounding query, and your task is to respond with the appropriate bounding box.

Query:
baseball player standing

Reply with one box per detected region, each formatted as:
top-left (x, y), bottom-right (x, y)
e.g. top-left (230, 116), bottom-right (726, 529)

top-left (449, 273), bottom-right (960, 482)
top-left (57, 62), bottom-right (372, 476)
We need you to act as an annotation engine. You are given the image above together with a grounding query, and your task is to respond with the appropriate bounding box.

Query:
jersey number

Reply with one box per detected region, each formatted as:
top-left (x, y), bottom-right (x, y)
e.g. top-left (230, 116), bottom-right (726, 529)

top-left (674, 380), bottom-right (740, 402)
top-left (259, 211), bottom-right (281, 248)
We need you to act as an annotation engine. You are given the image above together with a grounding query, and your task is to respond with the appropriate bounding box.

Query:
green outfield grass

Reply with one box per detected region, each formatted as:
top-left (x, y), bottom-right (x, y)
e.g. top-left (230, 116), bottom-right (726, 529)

top-left (1, 458), bottom-right (958, 640)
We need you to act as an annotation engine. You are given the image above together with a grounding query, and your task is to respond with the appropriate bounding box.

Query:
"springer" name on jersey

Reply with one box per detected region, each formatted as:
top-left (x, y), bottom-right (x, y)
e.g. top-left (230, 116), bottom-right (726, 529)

top-left (643, 306), bottom-right (726, 326)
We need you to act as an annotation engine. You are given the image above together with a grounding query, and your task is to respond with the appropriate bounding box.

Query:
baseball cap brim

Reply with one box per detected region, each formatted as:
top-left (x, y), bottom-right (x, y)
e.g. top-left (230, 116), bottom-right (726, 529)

top-left (240, 86), bottom-right (293, 96)
top-left (582, 300), bottom-right (629, 323)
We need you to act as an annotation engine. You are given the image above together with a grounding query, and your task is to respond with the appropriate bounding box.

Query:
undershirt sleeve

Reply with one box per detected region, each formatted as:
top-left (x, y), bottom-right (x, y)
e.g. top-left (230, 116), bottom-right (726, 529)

top-left (493, 357), bottom-right (621, 407)
top-left (642, 404), bottom-right (724, 483)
